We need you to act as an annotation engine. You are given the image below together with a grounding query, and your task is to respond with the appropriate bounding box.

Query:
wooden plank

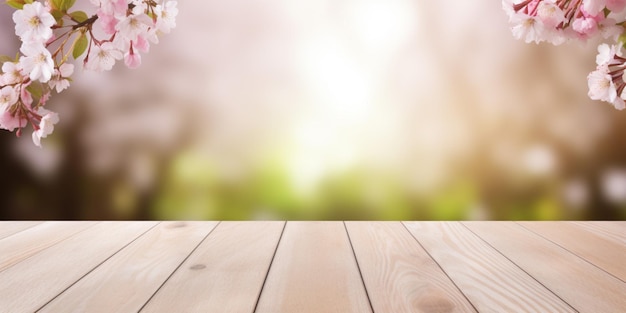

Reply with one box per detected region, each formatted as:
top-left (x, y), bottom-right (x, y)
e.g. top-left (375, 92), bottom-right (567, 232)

top-left (346, 222), bottom-right (476, 313)
top-left (0, 221), bottom-right (156, 312)
top-left (569, 221), bottom-right (626, 246)
top-left (255, 221), bottom-right (372, 313)
top-left (464, 222), bottom-right (626, 313)
top-left (0, 221), bottom-right (42, 240)
top-left (140, 221), bottom-right (284, 313)
top-left (519, 222), bottom-right (626, 282)
top-left (0, 221), bottom-right (96, 272)
top-left (39, 221), bottom-right (217, 313)
top-left (404, 222), bottom-right (575, 313)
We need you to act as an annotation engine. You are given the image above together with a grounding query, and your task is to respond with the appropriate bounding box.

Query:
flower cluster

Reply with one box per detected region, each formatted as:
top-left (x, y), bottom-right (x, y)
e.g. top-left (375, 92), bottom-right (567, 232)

top-left (0, 0), bottom-right (178, 146)
top-left (588, 43), bottom-right (626, 109)
top-left (503, 0), bottom-right (626, 110)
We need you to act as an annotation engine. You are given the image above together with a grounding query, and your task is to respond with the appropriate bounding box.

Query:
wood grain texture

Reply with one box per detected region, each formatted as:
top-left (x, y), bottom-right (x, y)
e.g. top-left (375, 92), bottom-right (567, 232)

top-left (39, 221), bottom-right (217, 313)
top-left (464, 222), bottom-right (626, 313)
top-left (519, 221), bottom-right (626, 282)
top-left (0, 221), bottom-right (42, 240)
top-left (346, 222), bottom-right (476, 313)
top-left (0, 221), bottom-right (156, 313)
top-left (404, 222), bottom-right (575, 313)
top-left (569, 221), bottom-right (626, 246)
top-left (0, 221), bottom-right (623, 313)
top-left (255, 221), bottom-right (372, 313)
top-left (0, 221), bottom-right (96, 272)
top-left (140, 221), bottom-right (284, 313)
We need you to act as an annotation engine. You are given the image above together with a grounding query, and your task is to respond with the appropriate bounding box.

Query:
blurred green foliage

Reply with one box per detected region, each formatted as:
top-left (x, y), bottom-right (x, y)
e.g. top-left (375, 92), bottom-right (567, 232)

top-left (149, 150), bottom-right (606, 221)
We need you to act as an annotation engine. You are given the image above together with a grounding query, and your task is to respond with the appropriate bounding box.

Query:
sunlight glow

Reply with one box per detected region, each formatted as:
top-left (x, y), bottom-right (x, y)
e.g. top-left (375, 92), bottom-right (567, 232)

top-left (285, 0), bottom-right (419, 194)
top-left (348, 0), bottom-right (417, 56)
top-left (289, 37), bottom-right (376, 193)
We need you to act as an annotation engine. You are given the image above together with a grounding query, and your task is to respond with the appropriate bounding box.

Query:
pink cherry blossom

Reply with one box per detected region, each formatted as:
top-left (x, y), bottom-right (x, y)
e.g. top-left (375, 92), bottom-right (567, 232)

top-left (97, 9), bottom-right (119, 35)
top-left (116, 14), bottom-right (152, 42)
top-left (504, 0), bottom-right (626, 45)
top-left (587, 44), bottom-right (626, 109)
top-left (124, 46), bottom-right (142, 69)
top-left (510, 13), bottom-right (545, 44)
top-left (573, 16), bottom-right (599, 38)
top-left (145, 28), bottom-right (160, 44)
top-left (131, 0), bottom-right (148, 15)
top-left (12, 2), bottom-right (55, 43)
top-left (135, 35), bottom-right (150, 53)
top-left (537, 1), bottom-right (566, 28)
top-left (0, 86), bottom-right (19, 110)
top-left (584, 0), bottom-right (606, 16)
top-left (19, 43), bottom-right (54, 83)
top-left (606, 0), bottom-right (626, 12)
top-left (38, 91), bottom-right (51, 107)
top-left (598, 18), bottom-right (624, 39)
top-left (20, 84), bottom-right (33, 108)
top-left (1, 62), bottom-right (24, 85)
top-left (155, 1), bottom-right (179, 34)
top-left (0, 0), bottom-right (179, 143)
top-left (86, 42), bottom-right (123, 72)
top-left (596, 44), bottom-right (621, 65)
top-left (48, 63), bottom-right (74, 93)
top-left (588, 67), bottom-right (618, 102)
top-left (504, 0), bottom-right (626, 110)
top-left (502, 0), bottom-right (517, 20)
top-left (92, 0), bottom-right (127, 17)
top-left (31, 108), bottom-right (59, 147)
top-left (0, 110), bottom-right (26, 132)
top-left (614, 94), bottom-right (626, 109)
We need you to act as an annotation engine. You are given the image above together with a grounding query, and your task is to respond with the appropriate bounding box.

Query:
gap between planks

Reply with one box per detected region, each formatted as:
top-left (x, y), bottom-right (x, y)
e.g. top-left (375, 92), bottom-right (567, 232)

top-left (343, 221), bottom-right (376, 313)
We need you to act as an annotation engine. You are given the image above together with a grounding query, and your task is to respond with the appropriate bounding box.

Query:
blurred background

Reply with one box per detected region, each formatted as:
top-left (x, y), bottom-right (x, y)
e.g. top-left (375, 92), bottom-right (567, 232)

top-left (1, 0), bottom-right (625, 220)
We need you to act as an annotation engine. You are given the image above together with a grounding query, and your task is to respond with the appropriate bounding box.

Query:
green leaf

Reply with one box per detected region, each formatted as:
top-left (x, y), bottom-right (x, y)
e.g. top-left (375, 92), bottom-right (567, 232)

top-left (6, 0), bottom-right (24, 9)
top-left (59, 0), bottom-right (75, 11)
top-left (69, 10), bottom-right (88, 23)
top-left (50, 8), bottom-right (64, 24)
top-left (50, 0), bottom-right (61, 10)
top-left (26, 82), bottom-right (43, 99)
top-left (50, 0), bottom-right (74, 11)
top-left (619, 33), bottom-right (626, 46)
top-left (0, 55), bottom-right (12, 64)
top-left (73, 33), bottom-right (88, 59)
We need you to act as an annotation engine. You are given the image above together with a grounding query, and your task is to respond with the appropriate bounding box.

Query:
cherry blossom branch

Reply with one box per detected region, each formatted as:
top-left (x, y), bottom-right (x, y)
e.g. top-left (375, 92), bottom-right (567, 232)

top-left (0, 0), bottom-right (178, 147)
top-left (504, 0), bottom-right (626, 110)
top-left (72, 14), bottom-right (98, 30)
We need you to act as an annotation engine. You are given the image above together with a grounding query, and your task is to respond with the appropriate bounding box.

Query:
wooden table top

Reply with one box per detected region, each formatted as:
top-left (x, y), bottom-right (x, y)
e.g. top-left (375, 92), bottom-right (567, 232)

top-left (0, 221), bottom-right (624, 312)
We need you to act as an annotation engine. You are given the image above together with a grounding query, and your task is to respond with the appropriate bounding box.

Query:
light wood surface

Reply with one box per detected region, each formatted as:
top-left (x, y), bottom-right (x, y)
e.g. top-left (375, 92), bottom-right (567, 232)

top-left (0, 221), bottom-right (623, 313)
top-left (255, 221), bottom-right (373, 313)
top-left (0, 221), bottom-right (42, 240)
top-left (346, 222), bottom-right (476, 313)
top-left (39, 221), bottom-right (217, 313)
top-left (519, 221), bottom-right (626, 282)
top-left (0, 221), bottom-right (157, 312)
top-left (403, 222), bottom-right (575, 313)
top-left (569, 221), bottom-right (626, 245)
top-left (464, 221), bottom-right (626, 313)
top-left (140, 221), bottom-right (284, 313)
top-left (0, 221), bottom-right (96, 272)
